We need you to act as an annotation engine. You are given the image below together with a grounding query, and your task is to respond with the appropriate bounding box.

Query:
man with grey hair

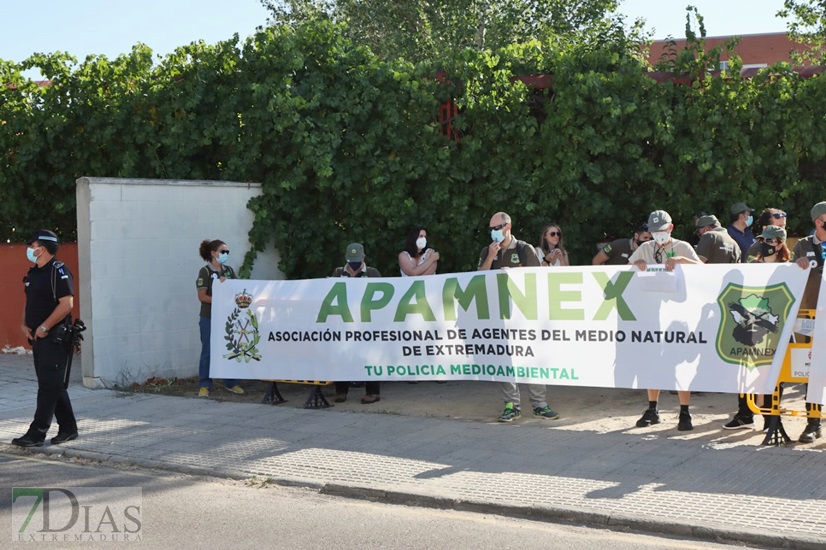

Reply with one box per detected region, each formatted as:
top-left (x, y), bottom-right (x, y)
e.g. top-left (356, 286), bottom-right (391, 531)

top-left (478, 212), bottom-right (559, 422)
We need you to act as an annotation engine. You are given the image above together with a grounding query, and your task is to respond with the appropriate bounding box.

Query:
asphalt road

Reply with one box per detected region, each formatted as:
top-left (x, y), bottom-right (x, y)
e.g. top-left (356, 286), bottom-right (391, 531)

top-left (0, 452), bottom-right (760, 550)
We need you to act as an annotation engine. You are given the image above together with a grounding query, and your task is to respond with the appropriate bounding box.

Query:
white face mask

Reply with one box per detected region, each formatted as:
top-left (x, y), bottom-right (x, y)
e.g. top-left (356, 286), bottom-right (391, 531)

top-left (416, 237), bottom-right (427, 250)
top-left (652, 231), bottom-right (671, 245)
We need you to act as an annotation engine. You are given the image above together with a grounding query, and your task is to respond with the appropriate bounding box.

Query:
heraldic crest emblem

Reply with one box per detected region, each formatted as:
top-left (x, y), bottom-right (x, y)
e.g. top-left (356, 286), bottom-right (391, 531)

top-left (223, 289), bottom-right (261, 362)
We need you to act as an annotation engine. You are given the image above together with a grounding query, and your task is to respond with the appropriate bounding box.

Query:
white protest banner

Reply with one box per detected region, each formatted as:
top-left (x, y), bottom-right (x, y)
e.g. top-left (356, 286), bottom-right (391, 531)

top-left (806, 271), bottom-right (826, 405)
top-left (211, 264), bottom-right (807, 393)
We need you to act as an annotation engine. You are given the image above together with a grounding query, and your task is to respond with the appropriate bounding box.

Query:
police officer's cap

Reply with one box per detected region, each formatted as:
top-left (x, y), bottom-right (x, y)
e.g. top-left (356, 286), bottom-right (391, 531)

top-left (27, 229), bottom-right (59, 245)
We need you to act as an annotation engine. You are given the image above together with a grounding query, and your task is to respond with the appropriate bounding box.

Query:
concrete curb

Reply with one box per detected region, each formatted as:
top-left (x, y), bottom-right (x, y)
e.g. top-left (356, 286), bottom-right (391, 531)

top-left (6, 443), bottom-right (822, 550)
top-left (319, 484), bottom-right (823, 550)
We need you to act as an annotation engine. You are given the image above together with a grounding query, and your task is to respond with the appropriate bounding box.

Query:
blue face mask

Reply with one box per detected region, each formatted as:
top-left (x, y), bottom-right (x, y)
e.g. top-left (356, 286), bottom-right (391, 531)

top-left (26, 247), bottom-right (39, 263)
top-left (348, 261), bottom-right (363, 271)
top-left (490, 229), bottom-right (505, 243)
top-left (217, 252), bottom-right (229, 264)
top-left (745, 215), bottom-right (753, 228)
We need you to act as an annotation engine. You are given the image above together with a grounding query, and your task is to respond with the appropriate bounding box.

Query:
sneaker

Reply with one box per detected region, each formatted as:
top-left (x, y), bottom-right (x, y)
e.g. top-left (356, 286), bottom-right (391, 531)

top-left (225, 385), bottom-right (245, 395)
top-left (635, 408), bottom-right (660, 428)
top-left (533, 405), bottom-right (560, 419)
top-left (798, 422), bottom-right (822, 443)
top-left (198, 387), bottom-right (209, 397)
top-left (498, 403), bottom-right (521, 422)
top-left (678, 412), bottom-right (693, 431)
top-left (723, 414), bottom-right (754, 430)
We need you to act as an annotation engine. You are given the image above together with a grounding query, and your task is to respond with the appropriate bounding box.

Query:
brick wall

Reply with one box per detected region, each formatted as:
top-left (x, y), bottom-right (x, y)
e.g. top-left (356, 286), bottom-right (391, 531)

top-left (0, 243), bottom-right (81, 349)
top-left (648, 32), bottom-right (806, 67)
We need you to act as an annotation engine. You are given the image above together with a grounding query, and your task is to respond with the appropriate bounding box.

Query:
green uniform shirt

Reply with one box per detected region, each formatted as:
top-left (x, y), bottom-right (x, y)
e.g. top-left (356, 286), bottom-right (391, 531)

top-left (599, 238), bottom-right (635, 265)
top-left (478, 237), bottom-right (540, 270)
top-left (196, 264), bottom-right (237, 318)
top-left (696, 227), bottom-right (741, 264)
top-left (791, 236), bottom-right (823, 310)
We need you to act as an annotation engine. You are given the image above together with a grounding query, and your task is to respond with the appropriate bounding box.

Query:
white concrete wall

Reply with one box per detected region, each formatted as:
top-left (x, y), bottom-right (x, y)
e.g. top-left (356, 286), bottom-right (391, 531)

top-left (76, 177), bottom-right (283, 388)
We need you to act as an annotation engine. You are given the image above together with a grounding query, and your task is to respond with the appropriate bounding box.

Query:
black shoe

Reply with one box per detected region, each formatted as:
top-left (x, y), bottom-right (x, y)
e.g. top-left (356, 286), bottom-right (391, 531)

top-left (11, 436), bottom-right (44, 448)
top-left (677, 412), bottom-right (694, 431)
top-left (51, 432), bottom-right (79, 445)
top-left (722, 414), bottom-right (754, 430)
top-left (635, 408), bottom-right (660, 427)
top-left (799, 423), bottom-right (822, 443)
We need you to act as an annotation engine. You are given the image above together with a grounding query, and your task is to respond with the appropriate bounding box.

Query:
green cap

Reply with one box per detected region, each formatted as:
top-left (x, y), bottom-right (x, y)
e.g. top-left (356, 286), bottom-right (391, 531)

top-left (345, 243), bottom-right (364, 262)
top-left (761, 225), bottom-right (786, 241)
top-left (695, 215), bottom-right (720, 228)
top-left (730, 202), bottom-right (754, 215)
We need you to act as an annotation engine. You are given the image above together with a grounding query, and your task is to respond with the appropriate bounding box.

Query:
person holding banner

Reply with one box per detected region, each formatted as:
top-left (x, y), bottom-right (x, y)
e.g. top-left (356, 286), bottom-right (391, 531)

top-left (479, 212), bottom-right (560, 422)
top-left (196, 239), bottom-right (244, 398)
top-left (398, 226), bottom-right (439, 276)
top-left (332, 243), bottom-right (382, 403)
top-left (629, 210), bottom-right (702, 431)
top-left (11, 230), bottom-right (79, 448)
top-left (537, 223), bottom-right (570, 267)
top-left (790, 202), bottom-right (826, 443)
top-left (721, 225), bottom-right (790, 430)
top-left (592, 223), bottom-right (651, 265)
top-left (746, 208), bottom-right (787, 261)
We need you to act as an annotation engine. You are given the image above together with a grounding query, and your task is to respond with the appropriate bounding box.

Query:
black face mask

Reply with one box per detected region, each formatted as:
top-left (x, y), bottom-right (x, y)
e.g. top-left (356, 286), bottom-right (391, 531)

top-left (761, 242), bottom-right (776, 257)
top-left (348, 261), bottom-right (363, 271)
top-left (635, 239), bottom-right (647, 247)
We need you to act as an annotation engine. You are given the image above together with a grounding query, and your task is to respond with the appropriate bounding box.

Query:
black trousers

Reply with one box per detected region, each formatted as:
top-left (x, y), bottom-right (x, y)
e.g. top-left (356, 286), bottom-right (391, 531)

top-left (335, 381), bottom-right (380, 395)
top-left (26, 335), bottom-right (77, 440)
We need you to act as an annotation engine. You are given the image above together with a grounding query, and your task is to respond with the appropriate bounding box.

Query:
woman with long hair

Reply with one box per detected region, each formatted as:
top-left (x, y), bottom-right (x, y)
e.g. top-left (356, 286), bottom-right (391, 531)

top-left (747, 208), bottom-right (787, 261)
top-left (398, 226), bottom-right (440, 276)
top-left (537, 223), bottom-right (569, 266)
top-left (749, 225), bottom-right (790, 263)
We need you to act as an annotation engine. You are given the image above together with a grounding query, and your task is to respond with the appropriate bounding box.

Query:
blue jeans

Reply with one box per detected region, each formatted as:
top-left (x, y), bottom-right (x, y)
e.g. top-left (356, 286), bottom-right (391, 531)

top-left (199, 316), bottom-right (237, 388)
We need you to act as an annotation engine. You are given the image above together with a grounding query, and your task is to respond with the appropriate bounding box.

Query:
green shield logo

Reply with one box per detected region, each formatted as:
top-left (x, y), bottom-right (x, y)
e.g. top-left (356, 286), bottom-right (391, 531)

top-left (716, 283), bottom-right (795, 369)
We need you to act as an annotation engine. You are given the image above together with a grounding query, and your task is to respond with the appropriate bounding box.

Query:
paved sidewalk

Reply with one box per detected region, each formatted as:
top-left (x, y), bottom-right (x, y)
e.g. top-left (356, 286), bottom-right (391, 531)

top-left (1, 353), bottom-right (825, 548)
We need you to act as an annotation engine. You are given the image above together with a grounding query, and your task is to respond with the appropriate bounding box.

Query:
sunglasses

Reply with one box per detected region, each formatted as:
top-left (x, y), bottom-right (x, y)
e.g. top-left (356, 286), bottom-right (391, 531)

top-left (218, 250), bottom-right (230, 254)
top-left (764, 238), bottom-right (781, 245)
top-left (489, 223), bottom-right (507, 231)
top-left (772, 212), bottom-right (787, 219)
top-left (653, 248), bottom-right (675, 264)
top-left (546, 231), bottom-right (562, 237)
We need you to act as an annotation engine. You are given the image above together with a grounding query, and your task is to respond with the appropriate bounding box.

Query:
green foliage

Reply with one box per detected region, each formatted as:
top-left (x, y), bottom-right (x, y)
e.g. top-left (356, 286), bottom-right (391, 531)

top-left (260, 0), bottom-right (620, 62)
top-left (779, 0), bottom-right (826, 63)
top-left (2, 17), bottom-right (826, 278)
